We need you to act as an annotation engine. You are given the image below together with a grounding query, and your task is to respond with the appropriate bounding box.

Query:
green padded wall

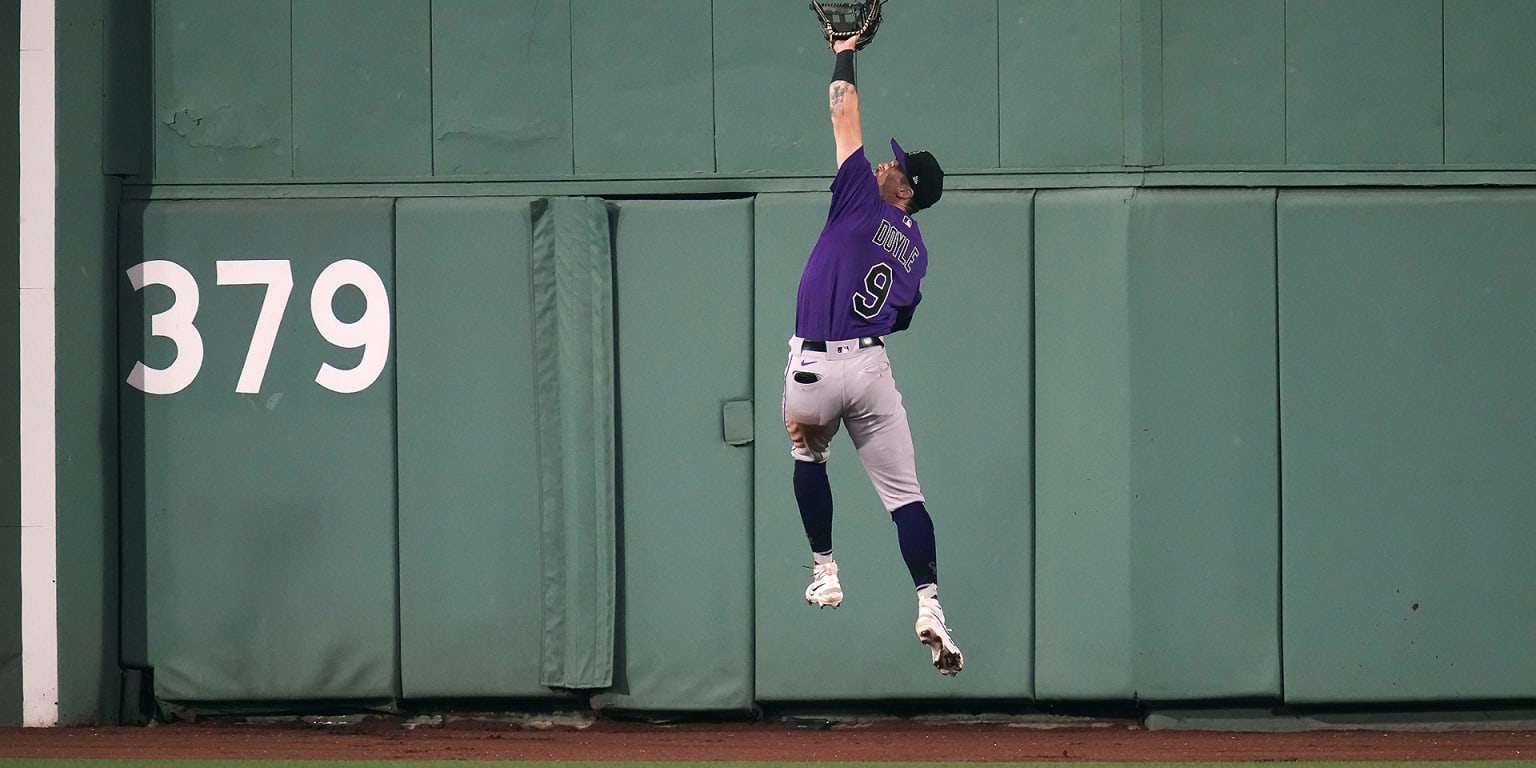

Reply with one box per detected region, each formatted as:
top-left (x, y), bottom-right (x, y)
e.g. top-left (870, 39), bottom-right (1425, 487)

top-left (145, 0), bottom-right (1536, 183)
top-left (431, 0), bottom-right (572, 176)
top-left (57, 0), bottom-right (123, 724)
top-left (529, 198), bottom-right (617, 690)
top-left (753, 192), bottom-right (1034, 700)
top-left (716, 0), bottom-right (1000, 174)
top-left (571, 0), bottom-right (714, 175)
top-left (394, 198), bottom-right (556, 698)
top-left (2, 0), bottom-right (19, 726)
top-left (77, 0), bottom-right (1536, 720)
top-left (1444, 0), bottom-right (1536, 164)
top-left (1162, 0), bottom-right (1284, 165)
top-left (104, 0), bottom-right (150, 179)
top-left (713, 4), bottom-right (823, 174)
top-left (1124, 190), bottom-right (1280, 700)
top-left (1278, 190), bottom-right (1536, 703)
top-left (858, 1), bottom-right (999, 171)
top-left (1034, 189), bottom-right (1135, 698)
top-left (1036, 189), bottom-right (1280, 700)
top-left (122, 199), bottom-right (398, 702)
top-left (1286, 0), bottom-right (1443, 165)
top-left (153, 0), bottom-right (291, 181)
top-left (592, 199), bottom-right (754, 712)
top-left (999, 0), bottom-right (1123, 168)
top-left (892, 192), bottom-right (1034, 696)
top-left (292, 0), bottom-right (430, 178)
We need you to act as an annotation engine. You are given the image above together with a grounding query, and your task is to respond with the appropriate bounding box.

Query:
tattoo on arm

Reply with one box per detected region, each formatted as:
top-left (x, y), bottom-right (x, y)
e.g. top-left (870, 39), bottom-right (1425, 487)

top-left (830, 82), bottom-right (853, 117)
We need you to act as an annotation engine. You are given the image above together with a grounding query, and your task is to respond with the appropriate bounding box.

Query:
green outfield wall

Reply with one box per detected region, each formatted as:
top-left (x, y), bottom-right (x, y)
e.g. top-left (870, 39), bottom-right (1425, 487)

top-left (14, 0), bottom-right (1536, 724)
top-left (3, 0), bottom-right (22, 729)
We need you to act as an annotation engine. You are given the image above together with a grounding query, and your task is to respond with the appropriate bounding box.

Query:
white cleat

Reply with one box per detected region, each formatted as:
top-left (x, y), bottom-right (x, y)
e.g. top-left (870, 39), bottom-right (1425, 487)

top-left (804, 562), bottom-right (843, 609)
top-left (915, 600), bottom-right (963, 676)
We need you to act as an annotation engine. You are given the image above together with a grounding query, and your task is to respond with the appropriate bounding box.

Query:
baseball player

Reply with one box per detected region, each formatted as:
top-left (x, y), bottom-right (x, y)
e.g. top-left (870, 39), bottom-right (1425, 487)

top-left (783, 35), bottom-right (961, 676)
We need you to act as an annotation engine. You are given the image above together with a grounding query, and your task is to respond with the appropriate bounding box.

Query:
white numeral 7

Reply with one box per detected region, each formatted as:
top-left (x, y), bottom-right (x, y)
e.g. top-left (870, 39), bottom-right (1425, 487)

top-left (216, 259), bottom-right (294, 394)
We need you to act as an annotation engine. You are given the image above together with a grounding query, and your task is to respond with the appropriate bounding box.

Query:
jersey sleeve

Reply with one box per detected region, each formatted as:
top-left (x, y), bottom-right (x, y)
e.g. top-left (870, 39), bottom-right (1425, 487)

top-left (826, 147), bottom-right (877, 222)
top-left (890, 289), bottom-right (922, 333)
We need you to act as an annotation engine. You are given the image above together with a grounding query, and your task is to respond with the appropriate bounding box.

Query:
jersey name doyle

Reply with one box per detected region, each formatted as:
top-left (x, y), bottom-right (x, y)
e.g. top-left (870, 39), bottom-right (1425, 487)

top-left (795, 146), bottom-right (928, 342)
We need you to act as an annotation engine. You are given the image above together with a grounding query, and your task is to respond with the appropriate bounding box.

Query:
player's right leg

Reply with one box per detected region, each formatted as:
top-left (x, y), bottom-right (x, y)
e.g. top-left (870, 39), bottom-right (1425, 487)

top-left (915, 586), bottom-right (964, 676)
top-left (844, 349), bottom-right (962, 674)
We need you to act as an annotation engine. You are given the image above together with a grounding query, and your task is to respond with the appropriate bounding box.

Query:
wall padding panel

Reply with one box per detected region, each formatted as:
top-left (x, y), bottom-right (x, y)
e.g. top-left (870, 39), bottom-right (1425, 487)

top-left (857, 0), bottom-right (1000, 171)
top-left (571, 0), bottom-right (714, 175)
top-left (1161, 0), bottom-right (1285, 165)
top-left (753, 192), bottom-right (1034, 700)
top-left (1278, 190), bottom-right (1536, 703)
top-left (1285, 0), bottom-right (1443, 165)
top-left (712, 4), bottom-right (823, 174)
top-left (122, 199), bottom-right (398, 701)
top-left (1124, 190), bottom-right (1280, 700)
top-left (1444, 0), bottom-right (1536, 164)
top-left (394, 198), bottom-right (559, 698)
top-left (529, 198), bottom-right (620, 691)
top-left (1034, 189), bottom-right (1135, 698)
top-left (591, 199), bottom-right (755, 712)
top-left (1036, 188), bottom-right (1280, 700)
top-left (431, 0), bottom-right (573, 176)
top-left (999, 0), bottom-right (1124, 168)
top-left (153, 0), bottom-right (291, 181)
top-left (292, 0), bottom-right (431, 178)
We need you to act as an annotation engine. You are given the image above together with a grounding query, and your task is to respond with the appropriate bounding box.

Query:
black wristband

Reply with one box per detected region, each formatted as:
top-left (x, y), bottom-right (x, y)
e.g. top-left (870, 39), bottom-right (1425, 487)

top-left (832, 50), bottom-right (856, 86)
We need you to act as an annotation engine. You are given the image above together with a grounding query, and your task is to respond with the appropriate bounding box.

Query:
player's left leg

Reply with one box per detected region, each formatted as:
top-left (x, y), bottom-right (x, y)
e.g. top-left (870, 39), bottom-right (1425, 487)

top-left (784, 339), bottom-right (847, 608)
top-left (843, 350), bottom-right (963, 675)
top-left (793, 458), bottom-right (842, 608)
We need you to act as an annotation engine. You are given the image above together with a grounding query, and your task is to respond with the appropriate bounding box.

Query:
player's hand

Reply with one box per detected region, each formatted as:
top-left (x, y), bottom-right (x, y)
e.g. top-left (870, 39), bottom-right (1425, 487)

top-left (832, 36), bottom-right (859, 54)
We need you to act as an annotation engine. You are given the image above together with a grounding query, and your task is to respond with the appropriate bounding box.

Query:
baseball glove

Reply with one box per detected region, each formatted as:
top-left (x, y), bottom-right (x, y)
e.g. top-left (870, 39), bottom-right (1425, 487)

top-left (810, 0), bottom-right (886, 51)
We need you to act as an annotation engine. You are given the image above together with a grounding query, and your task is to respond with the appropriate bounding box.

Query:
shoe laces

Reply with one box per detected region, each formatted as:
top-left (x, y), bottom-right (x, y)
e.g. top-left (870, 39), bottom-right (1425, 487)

top-left (807, 562), bottom-right (838, 581)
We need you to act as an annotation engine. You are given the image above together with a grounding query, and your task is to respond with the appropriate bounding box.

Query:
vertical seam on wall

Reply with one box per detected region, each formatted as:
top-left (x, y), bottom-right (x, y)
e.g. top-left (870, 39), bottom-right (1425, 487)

top-left (1156, 0), bottom-right (1164, 167)
top-left (1272, 187), bottom-right (1285, 700)
top-left (391, 201), bottom-right (404, 700)
top-left (1281, 0), bottom-right (1288, 165)
top-left (1440, 0), bottom-right (1447, 164)
top-left (996, 0), bottom-right (1002, 167)
top-left (288, 0), bottom-right (295, 177)
top-left (745, 199), bottom-right (756, 683)
top-left (1027, 190), bottom-right (1038, 698)
top-left (427, 1), bottom-right (435, 176)
top-left (568, 1), bottom-right (576, 175)
top-left (148, 1), bottom-right (157, 179)
top-left (1119, 0), bottom-right (1130, 165)
top-left (711, 0), bottom-right (719, 173)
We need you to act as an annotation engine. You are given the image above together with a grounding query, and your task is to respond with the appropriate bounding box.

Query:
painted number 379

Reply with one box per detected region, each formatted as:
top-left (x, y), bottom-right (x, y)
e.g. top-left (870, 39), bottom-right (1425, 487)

top-left (126, 259), bottom-right (389, 395)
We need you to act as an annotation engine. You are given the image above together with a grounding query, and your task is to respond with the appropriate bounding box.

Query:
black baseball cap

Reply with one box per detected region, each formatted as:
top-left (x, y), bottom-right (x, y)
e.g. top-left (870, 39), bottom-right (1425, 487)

top-left (891, 138), bottom-right (943, 212)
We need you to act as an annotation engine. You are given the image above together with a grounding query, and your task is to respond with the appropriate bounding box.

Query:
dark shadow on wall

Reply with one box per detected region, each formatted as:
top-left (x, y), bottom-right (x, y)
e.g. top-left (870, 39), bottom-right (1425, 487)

top-left (2, 0), bottom-right (26, 728)
top-left (104, 0), bottom-right (154, 726)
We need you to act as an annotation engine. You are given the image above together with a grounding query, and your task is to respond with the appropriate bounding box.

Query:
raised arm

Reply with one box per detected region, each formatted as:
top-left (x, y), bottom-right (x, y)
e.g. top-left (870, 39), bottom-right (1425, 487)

top-left (829, 37), bottom-right (863, 169)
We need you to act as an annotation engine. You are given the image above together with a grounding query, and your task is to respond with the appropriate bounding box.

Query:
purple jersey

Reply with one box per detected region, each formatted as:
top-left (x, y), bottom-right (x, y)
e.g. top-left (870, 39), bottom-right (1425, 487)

top-left (795, 146), bottom-right (928, 341)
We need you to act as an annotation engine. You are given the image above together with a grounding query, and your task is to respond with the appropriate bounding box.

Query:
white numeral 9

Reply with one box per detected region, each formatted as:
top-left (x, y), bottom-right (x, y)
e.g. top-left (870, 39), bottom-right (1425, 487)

top-left (311, 259), bottom-right (391, 394)
top-left (127, 260), bottom-right (204, 395)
